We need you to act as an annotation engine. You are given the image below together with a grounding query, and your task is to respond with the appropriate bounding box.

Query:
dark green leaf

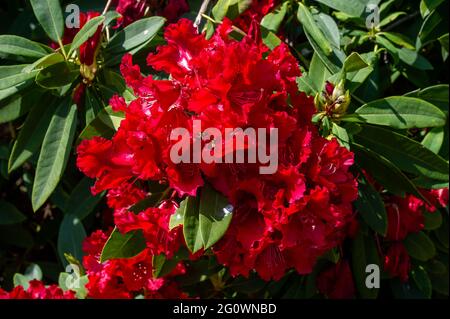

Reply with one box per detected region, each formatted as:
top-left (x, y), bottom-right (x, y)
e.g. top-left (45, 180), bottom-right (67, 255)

top-left (0, 200), bottom-right (27, 225)
top-left (355, 125), bottom-right (449, 181)
top-left (30, 0), bottom-right (64, 43)
top-left (35, 61), bottom-right (80, 89)
top-left (32, 100), bottom-right (78, 211)
top-left (354, 179), bottom-right (388, 236)
top-left (69, 16), bottom-right (105, 56)
top-left (64, 177), bottom-right (103, 220)
top-left (199, 185), bottom-right (233, 250)
top-left (57, 214), bottom-right (86, 265)
top-left (353, 96), bottom-right (446, 129)
top-left (100, 228), bottom-right (146, 262)
top-left (404, 231), bottom-right (436, 261)
top-left (0, 35), bottom-right (49, 61)
top-left (182, 196), bottom-right (203, 253)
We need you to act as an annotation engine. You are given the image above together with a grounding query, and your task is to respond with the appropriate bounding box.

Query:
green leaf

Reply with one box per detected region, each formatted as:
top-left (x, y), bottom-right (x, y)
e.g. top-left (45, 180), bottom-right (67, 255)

top-left (405, 84), bottom-right (449, 112)
top-left (297, 3), bottom-right (333, 56)
top-left (0, 200), bottom-right (27, 225)
top-left (0, 88), bottom-right (42, 124)
top-left (344, 52), bottom-right (369, 73)
top-left (32, 101), bottom-right (78, 212)
top-left (57, 214), bottom-right (86, 265)
top-left (417, 3), bottom-right (448, 48)
top-left (0, 65), bottom-right (39, 90)
top-left (398, 48), bottom-right (434, 71)
top-left (30, 0), bottom-right (64, 43)
top-left (378, 32), bottom-right (415, 50)
top-left (78, 106), bottom-right (124, 141)
top-left (100, 228), bottom-right (147, 262)
top-left (404, 231), bottom-right (436, 261)
top-left (0, 79), bottom-right (34, 102)
top-left (422, 127), bottom-right (445, 154)
top-left (85, 88), bottom-right (103, 125)
top-left (199, 185), bottom-right (233, 250)
top-left (0, 35), bottom-right (49, 61)
top-left (420, 0), bottom-right (445, 17)
top-left (353, 96), bottom-right (447, 129)
top-left (314, 12), bottom-right (341, 49)
top-left (439, 33), bottom-right (449, 61)
top-left (182, 196), bottom-right (203, 253)
top-left (69, 16), bottom-right (105, 56)
top-left (64, 177), bottom-right (103, 220)
top-left (261, 1), bottom-right (288, 33)
top-left (354, 179), bottom-right (388, 236)
top-left (313, 0), bottom-right (379, 17)
top-left (352, 229), bottom-right (380, 299)
top-left (35, 61), bottom-right (80, 89)
top-left (212, 0), bottom-right (252, 21)
top-left (105, 16), bottom-right (166, 55)
top-left (8, 96), bottom-right (56, 172)
top-left (423, 210), bottom-right (443, 231)
top-left (354, 125), bottom-right (449, 181)
top-left (332, 122), bottom-right (350, 149)
top-left (352, 142), bottom-right (424, 198)
top-left (103, 11), bottom-right (122, 29)
top-left (378, 11), bottom-right (406, 28)
top-left (152, 249), bottom-right (189, 278)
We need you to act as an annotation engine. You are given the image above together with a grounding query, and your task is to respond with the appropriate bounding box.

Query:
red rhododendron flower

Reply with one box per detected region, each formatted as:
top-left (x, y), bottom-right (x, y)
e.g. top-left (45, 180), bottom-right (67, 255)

top-left (316, 260), bottom-right (356, 299)
top-left (77, 18), bottom-right (358, 283)
top-left (384, 242), bottom-right (411, 282)
top-left (82, 229), bottom-right (187, 298)
top-left (113, 0), bottom-right (189, 28)
top-left (0, 281), bottom-right (76, 299)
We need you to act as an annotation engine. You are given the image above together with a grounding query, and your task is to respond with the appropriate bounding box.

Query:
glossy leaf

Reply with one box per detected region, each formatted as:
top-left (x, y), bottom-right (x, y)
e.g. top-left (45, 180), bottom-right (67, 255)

top-left (404, 231), bottom-right (436, 261)
top-left (30, 0), bottom-right (64, 43)
top-left (100, 228), bottom-right (147, 262)
top-left (0, 200), bottom-right (27, 225)
top-left (355, 125), bottom-right (449, 181)
top-left (353, 96), bottom-right (446, 129)
top-left (69, 16), bottom-right (105, 56)
top-left (32, 101), bottom-right (78, 211)
top-left (199, 185), bottom-right (233, 250)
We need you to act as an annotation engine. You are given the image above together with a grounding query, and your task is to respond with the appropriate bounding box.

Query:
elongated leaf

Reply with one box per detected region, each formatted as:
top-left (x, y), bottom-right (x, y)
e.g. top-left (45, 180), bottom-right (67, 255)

top-left (35, 62), bottom-right (80, 89)
top-left (0, 65), bottom-right (39, 90)
top-left (100, 228), bottom-right (146, 262)
top-left (420, 0), bottom-right (445, 17)
top-left (182, 196), bottom-right (203, 253)
top-left (0, 89), bottom-right (42, 124)
top-left (422, 127), bottom-right (445, 154)
top-left (69, 16), bottom-right (105, 56)
top-left (78, 106), bottom-right (124, 141)
top-left (398, 48), bottom-right (434, 71)
top-left (404, 231), bottom-right (436, 261)
top-left (57, 214), bottom-right (86, 265)
top-left (297, 3), bottom-right (333, 56)
top-left (64, 178), bottom-right (103, 220)
top-left (313, 0), bottom-right (380, 17)
top-left (352, 142), bottom-right (424, 198)
top-left (378, 32), bottom-right (415, 50)
top-left (30, 0), bottom-right (64, 43)
top-left (332, 122), bottom-right (350, 149)
top-left (0, 200), bottom-right (27, 225)
top-left (32, 101), bottom-right (78, 211)
top-left (85, 88), bottom-right (103, 126)
top-left (199, 185), bottom-right (233, 250)
top-left (355, 125), bottom-right (449, 181)
top-left (315, 12), bottom-right (341, 49)
top-left (8, 96), bottom-right (55, 172)
top-left (261, 1), bottom-right (288, 33)
top-left (0, 35), bottom-right (49, 60)
top-left (354, 96), bottom-right (446, 129)
top-left (105, 16), bottom-right (166, 54)
top-left (0, 80), bottom-right (34, 102)
top-left (354, 179), bottom-right (388, 236)
top-left (344, 52), bottom-right (369, 73)
top-left (404, 84), bottom-right (449, 112)
top-left (352, 229), bottom-right (380, 299)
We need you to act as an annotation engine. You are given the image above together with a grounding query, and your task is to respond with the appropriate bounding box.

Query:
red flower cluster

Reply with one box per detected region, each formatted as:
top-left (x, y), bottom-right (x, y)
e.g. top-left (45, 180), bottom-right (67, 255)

top-left (0, 281), bottom-right (76, 299)
top-left (76, 18), bottom-right (358, 284)
top-left (82, 229), bottom-right (187, 298)
top-left (234, 0), bottom-right (278, 32)
top-left (316, 260), bottom-right (355, 299)
top-left (113, 0), bottom-right (189, 27)
top-left (383, 188), bottom-right (448, 281)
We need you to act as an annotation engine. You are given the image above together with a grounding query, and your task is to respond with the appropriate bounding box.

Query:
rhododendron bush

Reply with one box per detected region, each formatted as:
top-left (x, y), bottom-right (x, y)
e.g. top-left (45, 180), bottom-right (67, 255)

top-left (0, 0), bottom-right (448, 300)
